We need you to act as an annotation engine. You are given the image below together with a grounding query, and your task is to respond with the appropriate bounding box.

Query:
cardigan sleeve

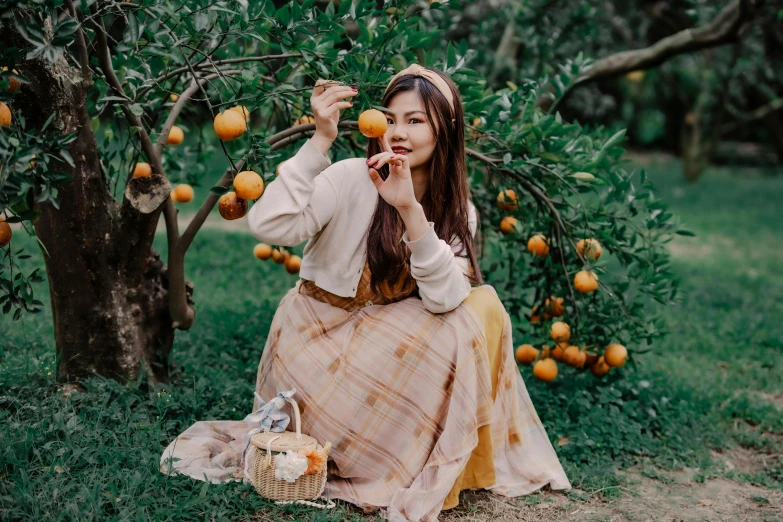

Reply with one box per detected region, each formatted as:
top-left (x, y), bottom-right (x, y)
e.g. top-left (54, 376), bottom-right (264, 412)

top-left (401, 202), bottom-right (479, 314)
top-left (246, 138), bottom-right (342, 247)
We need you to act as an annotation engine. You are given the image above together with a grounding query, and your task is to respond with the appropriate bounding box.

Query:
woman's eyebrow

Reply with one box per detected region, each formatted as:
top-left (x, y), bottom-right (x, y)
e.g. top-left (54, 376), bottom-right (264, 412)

top-left (386, 110), bottom-right (426, 117)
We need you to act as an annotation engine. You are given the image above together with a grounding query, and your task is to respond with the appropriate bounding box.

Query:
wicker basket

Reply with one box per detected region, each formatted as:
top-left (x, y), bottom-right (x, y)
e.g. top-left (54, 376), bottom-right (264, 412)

top-left (246, 395), bottom-right (333, 504)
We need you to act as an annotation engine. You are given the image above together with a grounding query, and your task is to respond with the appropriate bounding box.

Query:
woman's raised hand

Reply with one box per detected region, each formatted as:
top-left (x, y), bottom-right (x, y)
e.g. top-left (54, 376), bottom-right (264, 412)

top-left (311, 79), bottom-right (358, 142)
top-left (367, 134), bottom-right (417, 212)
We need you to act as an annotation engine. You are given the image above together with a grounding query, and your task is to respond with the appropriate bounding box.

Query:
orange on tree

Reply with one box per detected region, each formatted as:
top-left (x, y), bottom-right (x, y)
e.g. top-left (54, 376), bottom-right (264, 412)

top-left (173, 184), bottom-right (194, 203)
top-left (295, 115), bottom-right (315, 126)
top-left (544, 296), bottom-right (564, 317)
top-left (590, 355), bottom-right (611, 378)
top-left (170, 190), bottom-right (179, 203)
top-left (527, 234), bottom-right (549, 256)
top-left (2, 68), bottom-right (21, 93)
top-left (213, 110), bottom-right (246, 141)
top-left (533, 358), bottom-right (558, 382)
top-left (530, 305), bottom-right (543, 323)
top-left (230, 105), bottom-right (251, 121)
top-left (234, 170), bottom-right (264, 200)
top-left (563, 345), bottom-right (586, 368)
top-left (551, 342), bottom-right (568, 362)
top-left (515, 344), bottom-right (539, 365)
top-left (0, 102), bottom-right (11, 127)
top-left (218, 192), bottom-right (247, 220)
top-left (604, 343), bottom-right (628, 367)
top-left (0, 219), bottom-right (11, 248)
top-left (132, 162), bottom-right (152, 179)
top-left (167, 125), bottom-right (184, 145)
top-left (254, 243), bottom-right (273, 260)
top-left (550, 321), bottom-right (571, 343)
top-left (576, 238), bottom-right (602, 260)
top-left (285, 255), bottom-right (302, 274)
top-left (271, 247), bottom-right (288, 264)
top-left (574, 270), bottom-right (599, 293)
top-left (583, 348), bottom-right (599, 369)
top-left (170, 93), bottom-right (179, 102)
top-left (499, 216), bottom-right (517, 235)
top-left (626, 70), bottom-right (645, 82)
top-left (358, 109), bottom-right (388, 138)
top-left (496, 189), bottom-right (518, 211)
top-left (469, 116), bottom-right (482, 138)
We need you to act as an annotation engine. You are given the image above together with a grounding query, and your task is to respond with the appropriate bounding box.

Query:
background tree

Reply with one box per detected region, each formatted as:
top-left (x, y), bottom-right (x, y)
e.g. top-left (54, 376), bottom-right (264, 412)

top-left (1, 0), bottom-right (687, 389)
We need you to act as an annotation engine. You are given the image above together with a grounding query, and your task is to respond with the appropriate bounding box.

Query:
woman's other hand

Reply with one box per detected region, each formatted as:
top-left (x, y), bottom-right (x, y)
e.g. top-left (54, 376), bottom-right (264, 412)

top-left (367, 134), bottom-right (417, 211)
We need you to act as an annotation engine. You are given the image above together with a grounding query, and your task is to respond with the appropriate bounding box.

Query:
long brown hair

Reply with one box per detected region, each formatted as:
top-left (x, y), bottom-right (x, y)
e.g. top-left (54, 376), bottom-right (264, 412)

top-left (366, 67), bottom-right (483, 297)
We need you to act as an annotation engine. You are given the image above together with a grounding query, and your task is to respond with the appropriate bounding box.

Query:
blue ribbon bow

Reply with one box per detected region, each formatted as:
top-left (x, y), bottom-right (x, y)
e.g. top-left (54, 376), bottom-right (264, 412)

top-left (242, 388), bottom-right (297, 456)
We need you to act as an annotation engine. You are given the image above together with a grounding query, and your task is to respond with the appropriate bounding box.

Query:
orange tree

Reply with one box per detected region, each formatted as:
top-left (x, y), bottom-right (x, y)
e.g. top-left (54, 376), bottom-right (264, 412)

top-left (0, 0), bottom-right (687, 387)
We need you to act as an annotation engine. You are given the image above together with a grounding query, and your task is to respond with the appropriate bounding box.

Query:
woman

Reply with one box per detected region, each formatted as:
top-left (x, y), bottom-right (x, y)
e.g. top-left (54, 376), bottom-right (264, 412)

top-left (160, 65), bottom-right (570, 521)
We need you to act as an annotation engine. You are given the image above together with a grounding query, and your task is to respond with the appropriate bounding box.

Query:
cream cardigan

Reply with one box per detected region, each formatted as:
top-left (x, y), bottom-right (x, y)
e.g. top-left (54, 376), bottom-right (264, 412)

top-left (246, 137), bottom-right (478, 314)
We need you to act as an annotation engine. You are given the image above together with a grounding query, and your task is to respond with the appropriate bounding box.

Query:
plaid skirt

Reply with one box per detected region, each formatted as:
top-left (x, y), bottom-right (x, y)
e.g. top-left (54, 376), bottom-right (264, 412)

top-left (160, 266), bottom-right (570, 521)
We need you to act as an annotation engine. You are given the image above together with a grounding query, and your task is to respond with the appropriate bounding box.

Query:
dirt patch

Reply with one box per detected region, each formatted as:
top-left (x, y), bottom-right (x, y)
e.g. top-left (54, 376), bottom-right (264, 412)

top-left (440, 471), bottom-right (782, 522)
top-left (250, 471), bottom-right (782, 522)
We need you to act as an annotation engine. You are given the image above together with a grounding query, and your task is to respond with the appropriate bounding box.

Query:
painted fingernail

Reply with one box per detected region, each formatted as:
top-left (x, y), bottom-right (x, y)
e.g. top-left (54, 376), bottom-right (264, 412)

top-left (351, 87), bottom-right (357, 91)
top-left (373, 163), bottom-right (379, 168)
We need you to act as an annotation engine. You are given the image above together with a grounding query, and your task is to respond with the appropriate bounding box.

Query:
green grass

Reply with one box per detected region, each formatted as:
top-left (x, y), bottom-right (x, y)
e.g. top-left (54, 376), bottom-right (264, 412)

top-left (1, 158), bottom-right (782, 520)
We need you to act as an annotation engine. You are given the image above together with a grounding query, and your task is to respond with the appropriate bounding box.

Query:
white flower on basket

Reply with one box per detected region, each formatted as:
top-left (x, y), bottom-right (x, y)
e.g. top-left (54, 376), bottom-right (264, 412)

top-left (274, 450), bottom-right (309, 483)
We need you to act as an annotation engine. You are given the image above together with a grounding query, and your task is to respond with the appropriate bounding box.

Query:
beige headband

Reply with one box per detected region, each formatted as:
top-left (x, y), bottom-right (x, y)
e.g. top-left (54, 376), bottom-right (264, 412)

top-left (384, 64), bottom-right (455, 121)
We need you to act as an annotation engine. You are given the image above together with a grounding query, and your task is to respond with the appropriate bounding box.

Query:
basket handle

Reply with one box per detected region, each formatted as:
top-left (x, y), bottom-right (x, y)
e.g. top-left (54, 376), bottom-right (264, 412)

top-left (284, 397), bottom-right (303, 440)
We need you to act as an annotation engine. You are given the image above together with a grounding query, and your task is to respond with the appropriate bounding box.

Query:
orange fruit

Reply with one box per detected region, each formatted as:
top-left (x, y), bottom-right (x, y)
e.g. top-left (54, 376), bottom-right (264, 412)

top-left (574, 270), bottom-right (599, 293)
top-left (132, 162), bottom-right (152, 178)
top-left (285, 255), bottom-right (302, 274)
top-left (625, 70), bottom-right (645, 83)
top-left (496, 189), bottom-right (518, 211)
top-left (254, 243), bottom-right (273, 260)
top-left (218, 192), bottom-right (247, 220)
top-left (271, 248), bottom-right (288, 264)
top-left (527, 234), bottom-right (549, 256)
top-left (167, 125), bottom-right (184, 145)
top-left (590, 355), bottom-right (611, 378)
top-left (170, 190), bottom-right (179, 203)
top-left (358, 109), bottom-right (388, 138)
top-left (550, 321), bottom-right (571, 343)
top-left (533, 358), bottom-right (558, 382)
top-left (2, 68), bottom-right (20, 93)
top-left (470, 116), bottom-right (482, 137)
top-left (583, 349), bottom-right (599, 369)
top-left (230, 105), bottom-right (251, 121)
top-left (213, 110), bottom-right (247, 141)
top-left (0, 102), bottom-right (11, 127)
top-left (530, 305), bottom-right (543, 323)
top-left (604, 344), bottom-right (628, 367)
top-left (576, 238), bottom-right (602, 260)
top-left (499, 216), bottom-right (517, 235)
top-left (295, 115), bottom-right (315, 126)
top-left (515, 344), bottom-right (539, 365)
top-left (0, 220), bottom-right (11, 247)
top-left (233, 170), bottom-right (264, 200)
top-left (551, 342), bottom-right (568, 362)
top-left (169, 93), bottom-right (179, 102)
top-left (173, 184), bottom-right (194, 203)
top-left (563, 346), bottom-right (586, 368)
top-left (544, 296), bottom-right (564, 317)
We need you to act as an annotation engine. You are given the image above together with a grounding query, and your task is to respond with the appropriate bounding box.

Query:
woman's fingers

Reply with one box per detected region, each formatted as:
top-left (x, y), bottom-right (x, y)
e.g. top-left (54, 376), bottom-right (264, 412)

top-left (366, 151), bottom-right (402, 169)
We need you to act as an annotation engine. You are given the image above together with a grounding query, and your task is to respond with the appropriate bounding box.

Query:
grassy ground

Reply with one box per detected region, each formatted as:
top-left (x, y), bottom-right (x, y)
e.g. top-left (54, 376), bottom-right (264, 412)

top-left (1, 156), bottom-right (782, 521)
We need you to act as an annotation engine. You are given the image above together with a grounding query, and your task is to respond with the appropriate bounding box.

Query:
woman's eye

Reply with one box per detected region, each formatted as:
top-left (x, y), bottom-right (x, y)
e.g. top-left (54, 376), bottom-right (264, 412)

top-left (387, 119), bottom-right (422, 124)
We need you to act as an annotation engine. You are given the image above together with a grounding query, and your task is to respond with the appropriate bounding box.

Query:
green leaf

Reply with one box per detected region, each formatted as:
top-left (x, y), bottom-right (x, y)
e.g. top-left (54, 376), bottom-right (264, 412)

top-left (210, 186), bottom-right (230, 195)
top-left (129, 104), bottom-right (145, 117)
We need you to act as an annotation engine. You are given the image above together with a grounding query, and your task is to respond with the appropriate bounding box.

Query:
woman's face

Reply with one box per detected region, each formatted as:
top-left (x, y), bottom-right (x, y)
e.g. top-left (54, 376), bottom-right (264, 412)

top-left (384, 91), bottom-right (437, 172)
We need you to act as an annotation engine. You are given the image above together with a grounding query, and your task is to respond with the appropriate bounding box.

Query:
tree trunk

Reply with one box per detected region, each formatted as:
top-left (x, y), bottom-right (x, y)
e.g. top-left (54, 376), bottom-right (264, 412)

top-left (12, 29), bottom-right (193, 387)
top-left (681, 112), bottom-right (708, 182)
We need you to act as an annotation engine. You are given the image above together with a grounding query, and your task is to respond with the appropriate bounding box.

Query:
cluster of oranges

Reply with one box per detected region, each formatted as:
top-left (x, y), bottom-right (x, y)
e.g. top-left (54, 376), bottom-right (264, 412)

top-left (515, 234), bottom-right (619, 381)
top-left (1, 69), bottom-right (21, 247)
top-left (515, 319), bottom-right (628, 381)
top-left (253, 243), bottom-right (301, 274)
top-left (0, 67), bottom-right (20, 127)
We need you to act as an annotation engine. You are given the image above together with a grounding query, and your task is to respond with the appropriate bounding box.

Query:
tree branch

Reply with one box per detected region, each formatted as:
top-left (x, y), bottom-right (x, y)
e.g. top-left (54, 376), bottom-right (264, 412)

top-left (548, 0), bottom-right (758, 112)
top-left (65, 0), bottom-right (93, 86)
